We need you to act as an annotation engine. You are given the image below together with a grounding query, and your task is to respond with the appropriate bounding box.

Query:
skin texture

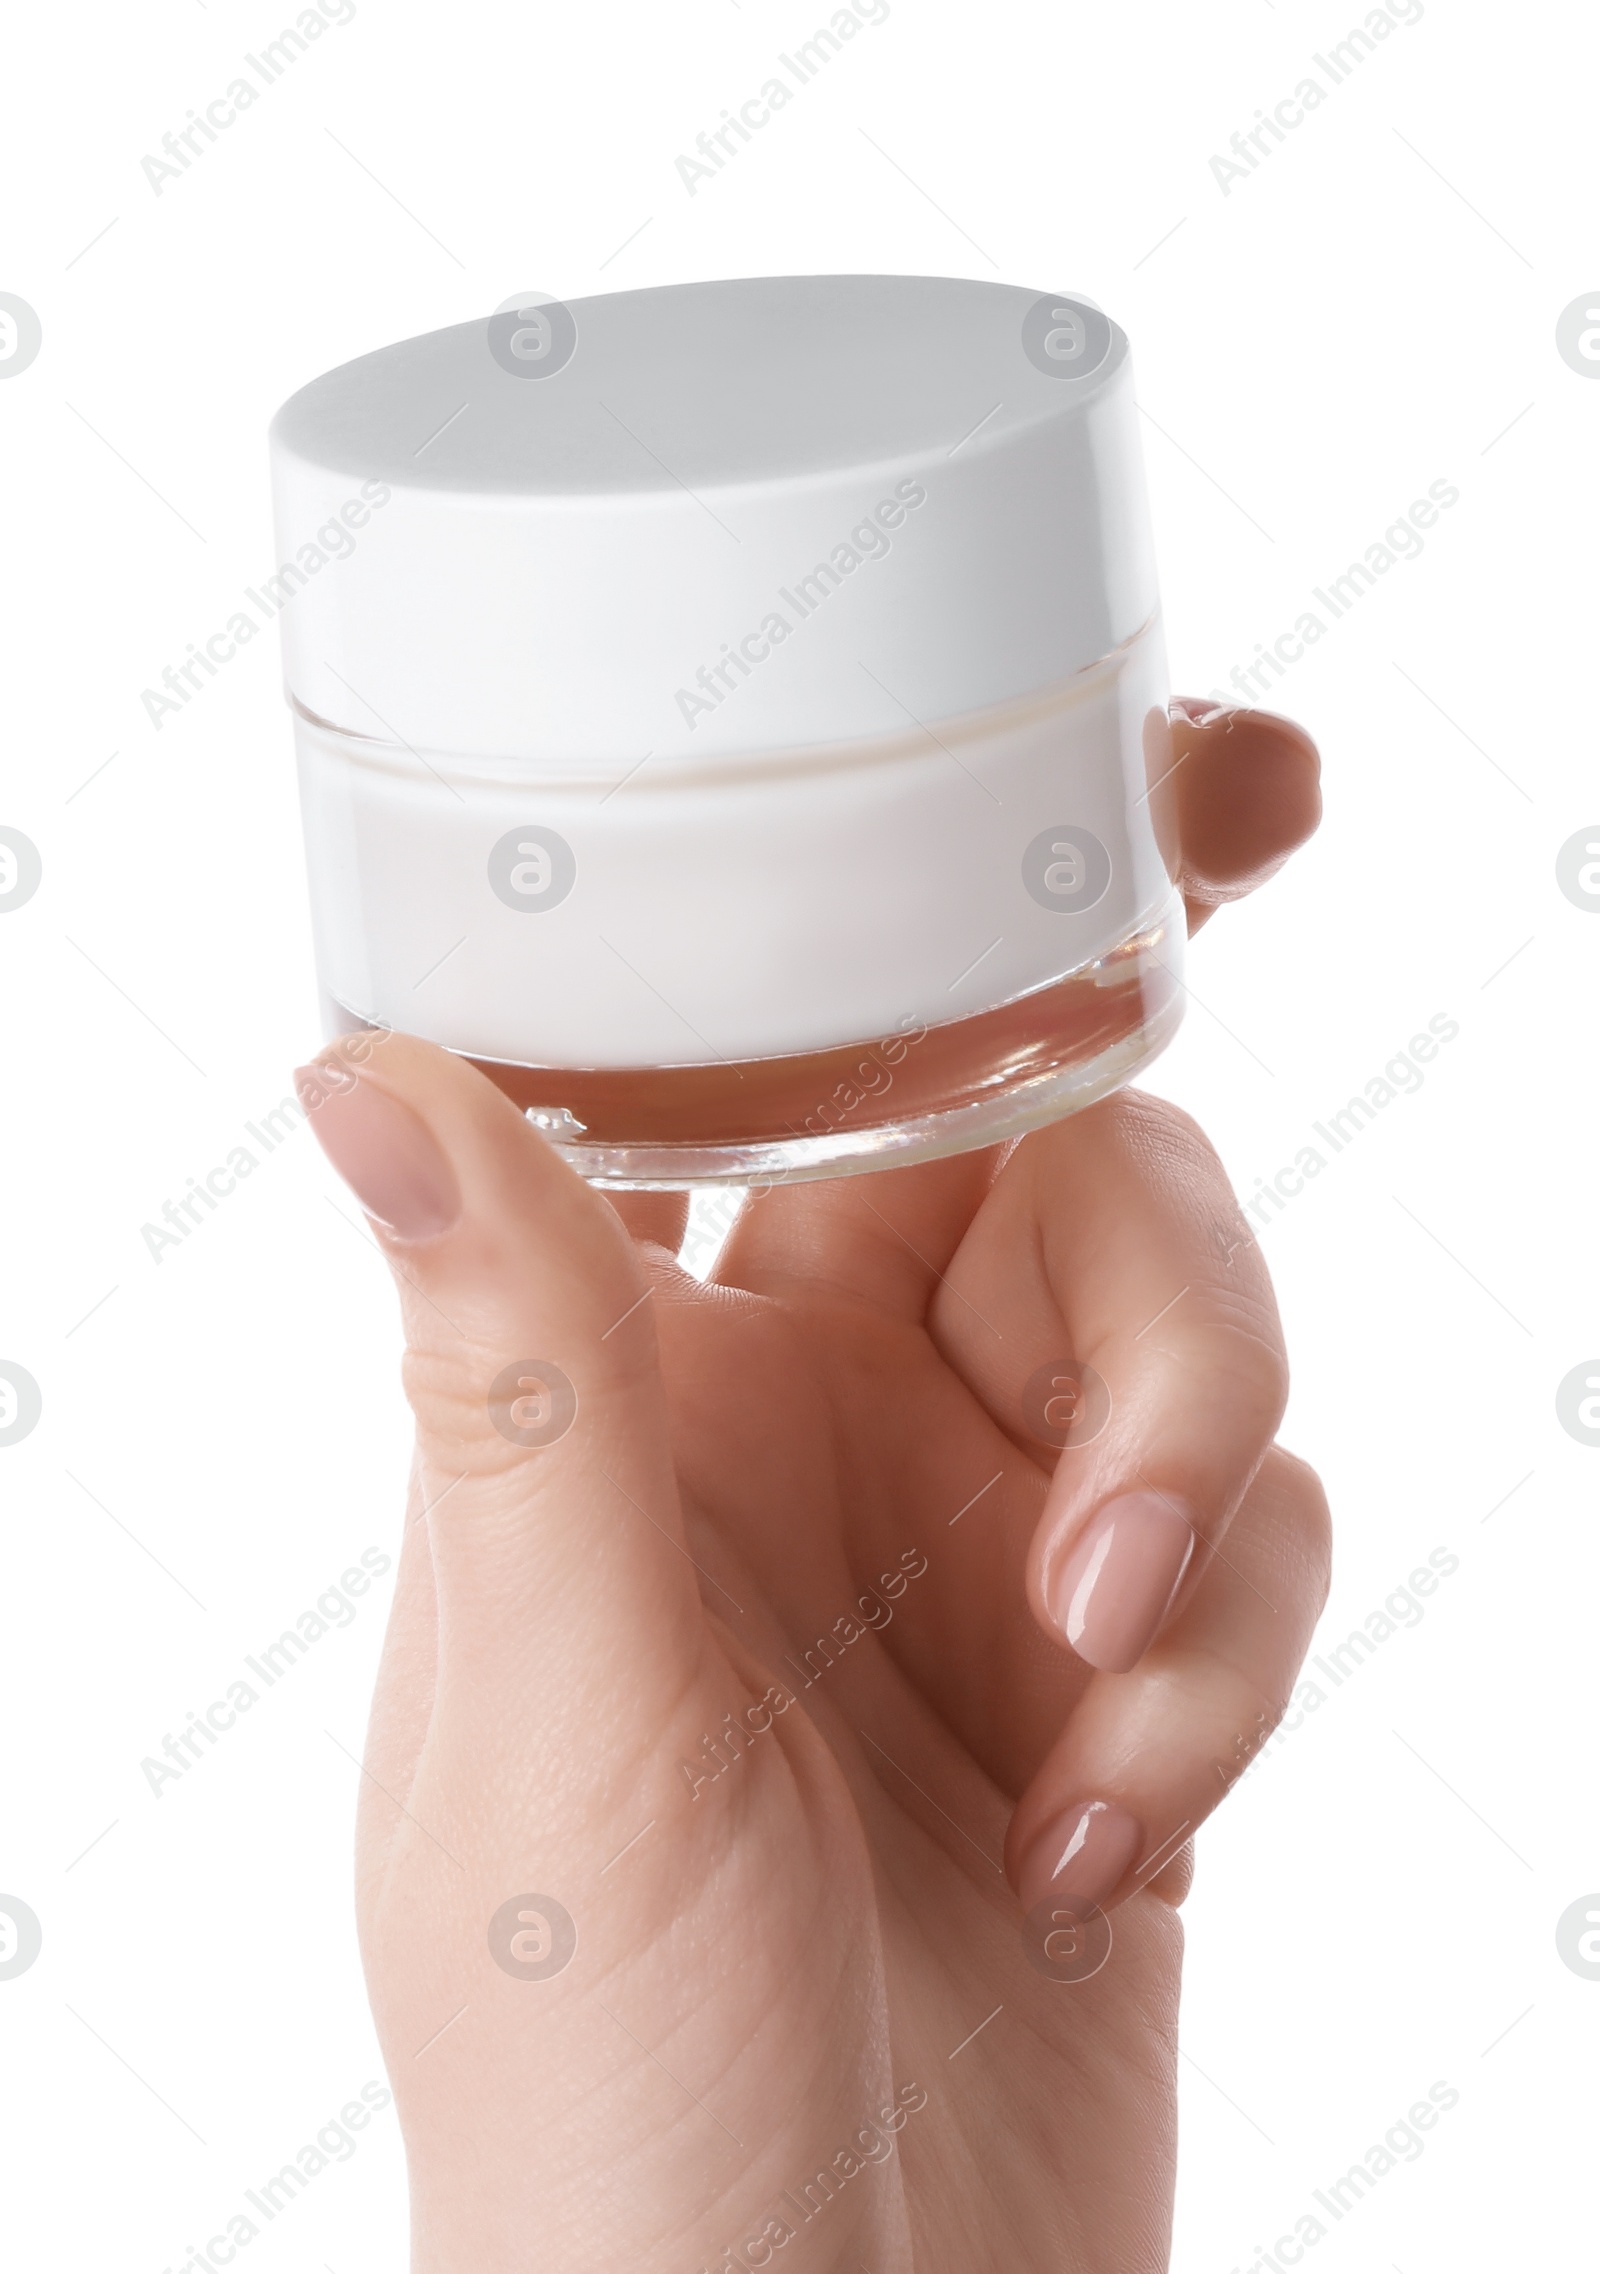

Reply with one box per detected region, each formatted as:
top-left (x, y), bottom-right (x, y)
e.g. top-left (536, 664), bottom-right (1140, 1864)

top-left (302, 704), bottom-right (1330, 2273)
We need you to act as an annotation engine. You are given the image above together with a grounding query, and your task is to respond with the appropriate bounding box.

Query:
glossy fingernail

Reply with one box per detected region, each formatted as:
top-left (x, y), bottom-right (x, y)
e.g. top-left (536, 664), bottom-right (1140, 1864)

top-left (295, 1062), bottom-right (461, 1240)
top-left (1017, 1798), bottom-right (1144, 1918)
top-left (1046, 1490), bottom-right (1195, 1671)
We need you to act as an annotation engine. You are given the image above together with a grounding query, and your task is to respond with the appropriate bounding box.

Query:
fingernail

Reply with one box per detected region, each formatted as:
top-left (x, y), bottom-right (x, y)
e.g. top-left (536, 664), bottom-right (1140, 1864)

top-left (1238, 704), bottom-right (1319, 759)
top-left (1017, 1798), bottom-right (1144, 1918)
top-left (295, 1062), bottom-right (461, 1241)
top-left (1168, 695), bottom-right (1235, 725)
top-left (1046, 1490), bottom-right (1195, 1672)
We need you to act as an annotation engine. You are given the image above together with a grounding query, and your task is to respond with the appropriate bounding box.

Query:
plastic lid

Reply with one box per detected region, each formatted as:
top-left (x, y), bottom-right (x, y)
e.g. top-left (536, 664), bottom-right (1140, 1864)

top-left (269, 275), bottom-right (1158, 768)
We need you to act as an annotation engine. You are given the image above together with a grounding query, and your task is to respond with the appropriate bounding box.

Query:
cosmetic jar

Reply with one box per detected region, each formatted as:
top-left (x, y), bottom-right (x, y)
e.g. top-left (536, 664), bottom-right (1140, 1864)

top-left (269, 275), bottom-right (1183, 1186)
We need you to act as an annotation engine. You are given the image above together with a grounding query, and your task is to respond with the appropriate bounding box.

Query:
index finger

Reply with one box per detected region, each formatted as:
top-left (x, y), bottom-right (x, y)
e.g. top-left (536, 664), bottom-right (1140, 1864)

top-left (926, 1089), bottom-right (1289, 1671)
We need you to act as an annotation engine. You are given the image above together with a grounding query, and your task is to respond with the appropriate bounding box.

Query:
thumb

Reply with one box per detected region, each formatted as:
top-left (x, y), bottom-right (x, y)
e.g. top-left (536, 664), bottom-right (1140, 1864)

top-left (295, 1030), bottom-right (709, 1801)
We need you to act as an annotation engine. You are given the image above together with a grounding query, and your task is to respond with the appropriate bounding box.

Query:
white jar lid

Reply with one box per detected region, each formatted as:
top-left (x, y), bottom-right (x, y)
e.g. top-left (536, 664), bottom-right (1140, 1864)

top-left (269, 275), bottom-right (1157, 769)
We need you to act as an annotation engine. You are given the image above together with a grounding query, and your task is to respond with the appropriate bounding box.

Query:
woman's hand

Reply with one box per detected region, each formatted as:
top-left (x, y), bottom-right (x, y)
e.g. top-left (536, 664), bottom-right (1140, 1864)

top-left (300, 703), bottom-right (1328, 2274)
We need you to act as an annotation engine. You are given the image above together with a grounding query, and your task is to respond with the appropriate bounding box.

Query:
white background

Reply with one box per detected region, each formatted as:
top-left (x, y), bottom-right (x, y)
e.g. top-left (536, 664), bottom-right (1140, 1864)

top-left (1, 1), bottom-right (1595, 2267)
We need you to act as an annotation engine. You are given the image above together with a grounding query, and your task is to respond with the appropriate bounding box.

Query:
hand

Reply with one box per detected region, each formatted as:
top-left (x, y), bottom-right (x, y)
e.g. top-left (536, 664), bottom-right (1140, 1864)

top-left (299, 702), bottom-right (1328, 2273)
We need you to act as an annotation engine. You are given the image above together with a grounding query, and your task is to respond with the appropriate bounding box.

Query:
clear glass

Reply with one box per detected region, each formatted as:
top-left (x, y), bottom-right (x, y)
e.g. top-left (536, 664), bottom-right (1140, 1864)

top-left (300, 612), bottom-right (1184, 1186)
top-left (328, 885), bottom-right (1184, 1187)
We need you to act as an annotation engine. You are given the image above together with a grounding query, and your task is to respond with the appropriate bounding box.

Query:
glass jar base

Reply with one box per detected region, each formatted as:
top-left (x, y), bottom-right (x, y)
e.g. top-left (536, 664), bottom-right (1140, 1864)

top-left (547, 994), bottom-right (1181, 1186)
top-left (327, 895), bottom-right (1184, 1189)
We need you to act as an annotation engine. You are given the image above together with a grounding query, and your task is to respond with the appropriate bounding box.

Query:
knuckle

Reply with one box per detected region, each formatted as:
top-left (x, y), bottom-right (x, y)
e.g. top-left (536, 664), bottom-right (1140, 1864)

top-left (1259, 1443), bottom-right (1334, 1612)
top-left (1074, 1094), bottom-right (1285, 1302)
top-left (1175, 1314), bottom-right (1291, 1442)
top-left (399, 1339), bottom-right (582, 1479)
